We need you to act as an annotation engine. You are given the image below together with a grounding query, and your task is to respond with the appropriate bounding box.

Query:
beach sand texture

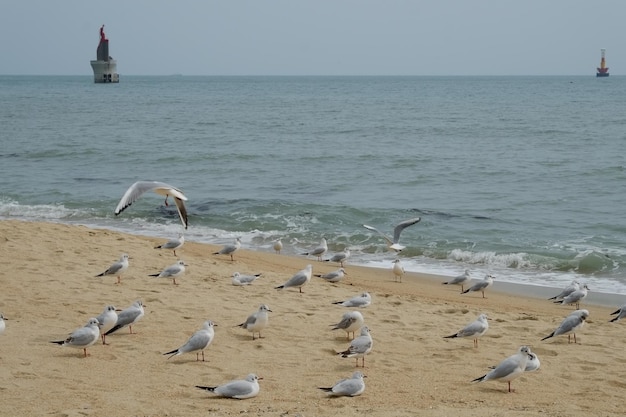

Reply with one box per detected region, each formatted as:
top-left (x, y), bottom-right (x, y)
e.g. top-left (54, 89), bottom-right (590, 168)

top-left (0, 220), bottom-right (625, 416)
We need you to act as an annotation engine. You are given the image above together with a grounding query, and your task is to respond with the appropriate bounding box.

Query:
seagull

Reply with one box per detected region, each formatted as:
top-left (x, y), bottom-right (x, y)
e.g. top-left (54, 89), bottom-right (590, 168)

top-left (238, 304), bottom-right (272, 340)
top-left (50, 318), bottom-right (101, 357)
top-left (95, 253), bottom-right (129, 284)
top-left (318, 371), bottom-right (366, 397)
top-left (196, 374), bottom-right (261, 399)
top-left (331, 311), bottom-right (365, 340)
top-left (391, 259), bottom-right (405, 282)
top-left (213, 238), bottom-right (241, 261)
top-left (154, 234), bottom-right (184, 256)
top-left (95, 305), bottom-right (118, 344)
top-left (273, 239), bottom-right (283, 254)
top-left (362, 217), bottom-right (421, 252)
top-left (332, 292), bottom-right (372, 308)
top-left (114, 181), bottom-right (188, 229)
top-left (525, 352), bottom-right (541, 372)
top-left (472, 346), bottom-right (533, 392)
top-left (314, 268), bottom-right (347, 283)
top-left (541, 309), bottom-right (589, 344)
top-left (0, 313), bottom-right (8, 335)
top-left (325, 249), bottom-right (350, 267)
top-left (442, 269), bottom-right (472, 292)
top-left (461, 274), bottom-right (494, 298)
top-left (163, 320), bottom-right (216, 361)
top-left (609, 303), bottom-right (626, 323)
top-left (548, 280), bottom-right (580, 301)
top-left (275, 264), bottom-right (313, 293)
top-left (338, 326), bottom-right (373, 368)
top-left (149, 260), bottom-right (188, 285)
top-left (301, 237), bottom-right (328, 261)
top-left (105, 300), bottom-right (145, 336)
top-left (444, 313), bottom-right (490, 347)
top-left (231, 272), bottom-right (262, 286)
top-left (555, 284), bottom-right (589, 309)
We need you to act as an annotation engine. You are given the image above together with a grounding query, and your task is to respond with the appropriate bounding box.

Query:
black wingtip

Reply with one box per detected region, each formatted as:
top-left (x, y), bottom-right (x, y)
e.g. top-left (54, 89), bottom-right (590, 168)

top-left (195, 385), bottom-right (216, 392)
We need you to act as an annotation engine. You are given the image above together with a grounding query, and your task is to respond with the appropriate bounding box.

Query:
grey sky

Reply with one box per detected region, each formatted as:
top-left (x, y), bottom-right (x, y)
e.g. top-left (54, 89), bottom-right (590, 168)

top-left (1, 1), bottom-right (623, 76)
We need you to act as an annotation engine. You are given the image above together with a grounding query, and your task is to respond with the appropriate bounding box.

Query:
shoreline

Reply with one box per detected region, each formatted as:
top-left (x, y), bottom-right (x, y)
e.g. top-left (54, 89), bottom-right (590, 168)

top-left (1, 219), bottom-right (624, 416)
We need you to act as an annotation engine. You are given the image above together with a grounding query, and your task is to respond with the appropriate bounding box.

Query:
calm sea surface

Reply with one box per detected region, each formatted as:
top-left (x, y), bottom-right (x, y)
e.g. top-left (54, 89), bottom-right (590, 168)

top-left (2, 75), bottom-right (626, 293)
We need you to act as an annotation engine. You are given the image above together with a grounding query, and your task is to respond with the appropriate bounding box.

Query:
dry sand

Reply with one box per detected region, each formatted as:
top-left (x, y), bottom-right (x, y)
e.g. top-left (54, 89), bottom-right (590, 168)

top-left (1, 220), bottom-right (625, 416)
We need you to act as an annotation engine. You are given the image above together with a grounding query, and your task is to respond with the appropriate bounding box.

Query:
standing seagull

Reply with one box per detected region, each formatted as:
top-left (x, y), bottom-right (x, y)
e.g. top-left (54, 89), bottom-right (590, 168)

top-left (548, 280), bottom-right (580, 301)
top-left (318, 371), bottom-right (366, 397)
top-left (471, 346), bottom-right (533, 393)
top-left (325, 248), bottom-right (351, 267)
top-left (609, 303), bottom-right (626, 323)
top-left (301, 237), bottom-right (328, 261)
top-left (154, 234), bottom-right (185, 257)
top-left (444, 313), bottom-right (490, 347)
top-left (238, 304), bottom-right (272, 340)
top-left (555, 284), bottom-right (589, 309)
top-left (273, 239), bottom-right (283, 254)
top-left (149, 260), bottom-right (188, 285)
top-left (315, 268), bottom-right (347, 283)
top-left (114, 181), bottom-right (188, 229)
top-left (541, 309), bottom-right (589, 344)
top-left (95, 253), bottom-right (129, 284)
top-left (331, 311), bottom-right (365, 340)
top-left (391, 259), bottom-right (405, 282)
top-left (95, 305), bottom-right (118, 345)
top-left (332, 292), bottom-right (372, 308)
top-left (163, 320), bottom-right (216, 361)
top-left (338, 326), bottom-right (373, 368)
top-left (231, 272), bottom-right (262, 286)
top-left (50, 318), bottom-right (100, 357)
top-left (362, 217), bottom-right (421, 252)
top-left (105, 300), bottom-right (145, 336)
top-left (442, 269), bottom-right (472, 292)
top-left (196, 374), bottom-right (261, 399)
top-left (275, 264), bottom-right (313, 293)
top-left (461, 274), bottom-right (494, 298)
top-left (213, 238), bottom-right (241, 261)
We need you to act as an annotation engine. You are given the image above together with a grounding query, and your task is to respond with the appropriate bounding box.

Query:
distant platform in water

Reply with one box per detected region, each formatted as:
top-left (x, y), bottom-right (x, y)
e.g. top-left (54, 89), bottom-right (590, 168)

top-left (596, 48), bottom-right (609, 77)
top-left (90, 25), bottom-right (119, 83)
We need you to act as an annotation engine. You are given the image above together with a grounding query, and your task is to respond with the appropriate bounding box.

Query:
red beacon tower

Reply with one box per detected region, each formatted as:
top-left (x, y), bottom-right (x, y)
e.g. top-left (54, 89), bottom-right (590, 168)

top-left (596, 48), bottom-right (609, 77)
top-left (90, 25), bottom-right (119, 83)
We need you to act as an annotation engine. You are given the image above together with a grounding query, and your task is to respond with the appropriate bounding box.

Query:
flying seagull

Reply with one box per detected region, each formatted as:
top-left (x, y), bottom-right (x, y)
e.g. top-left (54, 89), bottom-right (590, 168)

top-left (362, 217), bottom-right (421, 252)
top-left (114, 181), bottom-right (188, 229)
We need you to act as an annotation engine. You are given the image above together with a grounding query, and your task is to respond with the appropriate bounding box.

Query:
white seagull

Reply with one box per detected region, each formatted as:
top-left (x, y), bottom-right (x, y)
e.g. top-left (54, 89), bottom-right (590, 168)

top-left (0, 313), bottom-right (6, 335)
top-left (273, 239), bottom-right (283, 254)
top-left (461, 274), bottom-right (494, 298)
top-left (442, 269), bottom-right (472, 292)
top-left (275, 264), bottom-right (313, 293)
top-left (548, 280), bottom-right (580, 301)
top-left (610, 303), bottom-right (626, 323)
top-left (301, 237), bottom-right (328, 261)
top-left (554, 284), bottom-right (589, 309)
top-left (154, 234), bottom-right (185, 256)
top-left (391, 259), bottom-right (405, 282)
top-left (318, 371), bottom-right (366, 397)
top-left (163, 320), bottom-right (216, 361)
top-left (196, 374), bottom-right (261, 399)
top-left (105, 300), bottom-right (145, 336)
top-left (238, 304), bottom-right (272, 340)
top-left (95, 253), bottom-right (129, 284)
top-left (325, 248), bottom-right (351, 267)
top-left (471, 345), bottom-right (533, 393)
top-left (338, 326), bottom-right (373, 368)
top-left (213, 238), bottom-right (241, 261)
top-left (95, 305), bottom-right (118, 344)
top-left (149, 260), bottom-right (188, 285)
top-left (362, 217), bottom-right (421, 252)
top-left (541, 309), bottom-right (589, 344)
top-left (50, 318), bottom-right (101, 357)
top-left (331, 311), bottom-right (365, 340)
top-left (231, 272), bottom-right (262, 286)
top-left (114, 180), bottom-right (188, 229)
top-left (444, 313), bottom-right (490, 347)
top-left (332, 292), bottom-right (372, 308)
top-left (315, 268), bottom-right (347, 283)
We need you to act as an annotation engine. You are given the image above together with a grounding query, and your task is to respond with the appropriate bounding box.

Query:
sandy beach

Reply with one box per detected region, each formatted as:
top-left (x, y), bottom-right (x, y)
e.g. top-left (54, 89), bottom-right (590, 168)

top-left (0, 219), bottom-right (624, 416)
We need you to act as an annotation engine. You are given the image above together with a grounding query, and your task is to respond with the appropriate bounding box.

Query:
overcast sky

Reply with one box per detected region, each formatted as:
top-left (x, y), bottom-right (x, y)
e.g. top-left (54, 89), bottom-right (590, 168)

top-left (1, 1), bottom-right (624, 76)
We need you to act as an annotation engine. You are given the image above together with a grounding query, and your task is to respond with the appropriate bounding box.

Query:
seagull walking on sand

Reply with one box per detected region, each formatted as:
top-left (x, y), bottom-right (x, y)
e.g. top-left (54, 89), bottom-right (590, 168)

top-left (50, 318), bottom-right (100, 357)
top-left (338, 326), bottom-right (373, 368)
top-left (548, 280), bottom-right (580, 301)
top-left (196, 374), bottom-right (261, 399)
top-left (95, 253), bottom-right (129, 284)
top-left (275, 264), bottom-right (313, 293)
top-left (609, 303), bottom-right (626, 323)
top-left (238, 304), bottom-right (272, 340)
top-left (163, 320), bottom-right (216, 361)
top-left (325, 248), bottom-right (351, 267)
top-left (95, 305), bottom-right (118, 344)
top-left (301, 237), bottom-right (328, 261)
top-left (319, 371), bottom-right (366, 397)
top-left (331, 311), bottom-right (365, 340)
top-left (444, 313), bottom-right (490, 348)
top-left (471, 346), bottom-right (534, 393)
top-left (114, 180), bottom-right (188, 229)
top-left (332, 292), bottom-right (372, 308)
top-left (315, 268), bottom-right (347, 283)
top-left (149, 260), bottom-right (188, 285)
top-left (105, 300), bottom-right (145, 336)
top-left (154, 234), bottom-right (184, 256)
top-left (391, 259), bottom-right (405, 282)
top-left (362, 217), bottom-right (421, 252)
top-left (214, 238), bottom-right (241, 261)
top-left (554, 284), bottom-right (589, 309)
top-left (541, 309), bottom-right (589, 344)
top-left (442, 269), bottom-right (472, 292)
top-left (461, 274), bottom-right (494, 298)
top-left (231, 272), bottom-right (262, 286)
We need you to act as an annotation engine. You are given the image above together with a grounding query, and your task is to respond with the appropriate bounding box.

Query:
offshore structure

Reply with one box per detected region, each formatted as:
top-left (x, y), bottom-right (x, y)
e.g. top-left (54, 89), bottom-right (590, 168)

top-left (90, 25), bottom-right (119, 83)
top-left (596, 48), bottom-right (609, 77)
